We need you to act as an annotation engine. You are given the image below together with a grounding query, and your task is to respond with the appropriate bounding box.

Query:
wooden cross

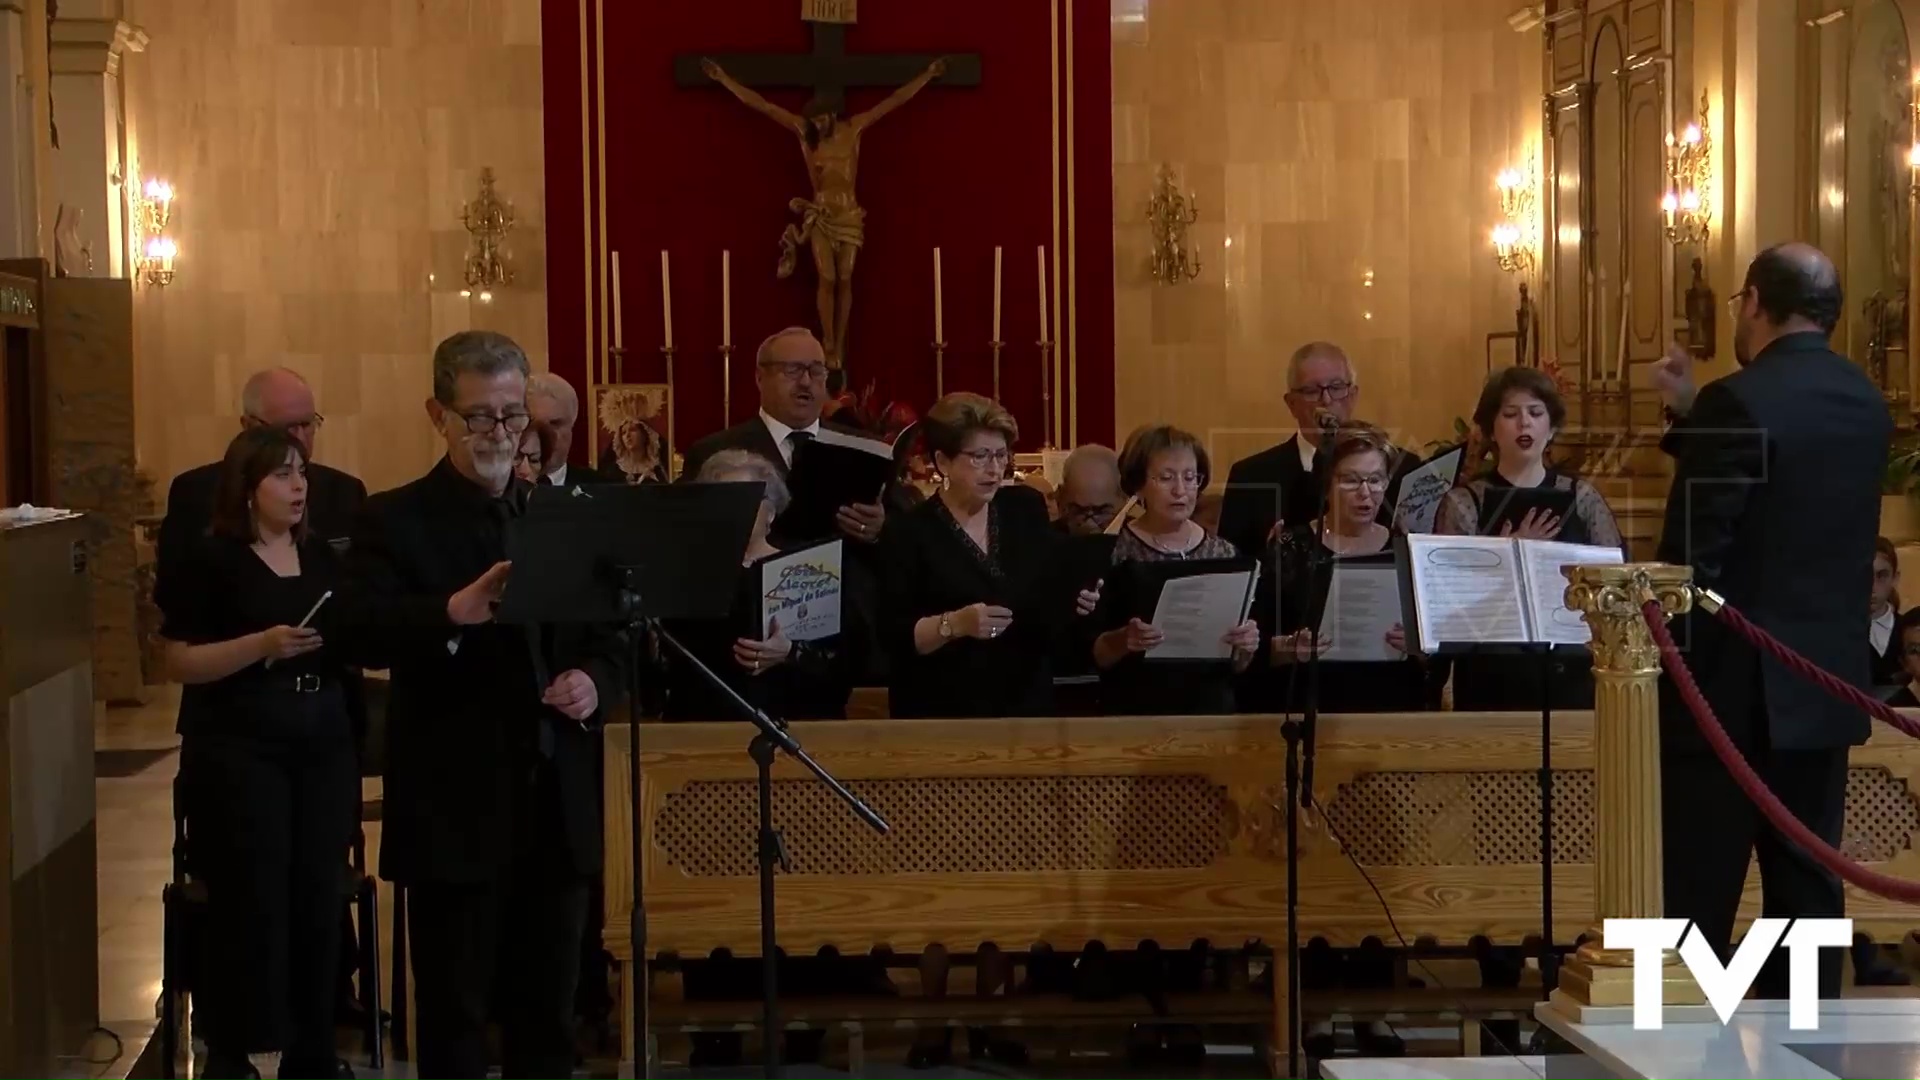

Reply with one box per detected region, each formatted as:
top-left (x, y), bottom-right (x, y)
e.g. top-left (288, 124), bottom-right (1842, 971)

top-left (672, 14), bottom-right (980, 118)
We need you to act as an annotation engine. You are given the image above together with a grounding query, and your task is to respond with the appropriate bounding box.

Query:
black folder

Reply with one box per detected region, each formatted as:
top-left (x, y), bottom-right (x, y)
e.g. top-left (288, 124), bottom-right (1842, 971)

top-left (1476, 485), bottom-right (1576, 536)
top-left (779, 429), bottom-right (909, 542)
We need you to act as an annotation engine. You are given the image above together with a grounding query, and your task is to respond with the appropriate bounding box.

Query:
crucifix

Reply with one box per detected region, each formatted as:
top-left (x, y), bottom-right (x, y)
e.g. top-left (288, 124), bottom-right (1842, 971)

top-left (674, 10), bottom-right (981, 374)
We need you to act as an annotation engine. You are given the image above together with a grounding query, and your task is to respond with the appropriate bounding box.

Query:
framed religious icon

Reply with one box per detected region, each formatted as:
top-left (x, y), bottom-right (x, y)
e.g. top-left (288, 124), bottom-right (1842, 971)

top-left (591, 383), bottom-right (673, 484)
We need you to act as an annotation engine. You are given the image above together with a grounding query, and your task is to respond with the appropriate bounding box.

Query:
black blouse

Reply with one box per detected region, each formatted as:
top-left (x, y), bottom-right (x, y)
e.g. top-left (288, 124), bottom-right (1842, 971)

top-left (660, 554), bottom-right (864, 722)
top-left (1094, 525), bottom-right (1246, 716)
top-left (878, 485), bottom-right (1071, 719)
top-left (1241, 523), bottom-right (1432, 714)
top-left (158, 533), bottom-right (353, 737)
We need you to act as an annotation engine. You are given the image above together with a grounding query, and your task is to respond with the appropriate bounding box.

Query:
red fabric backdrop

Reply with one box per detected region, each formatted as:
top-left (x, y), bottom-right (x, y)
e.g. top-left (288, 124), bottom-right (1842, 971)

top-left (541, 0), bottom-right (1112, 460)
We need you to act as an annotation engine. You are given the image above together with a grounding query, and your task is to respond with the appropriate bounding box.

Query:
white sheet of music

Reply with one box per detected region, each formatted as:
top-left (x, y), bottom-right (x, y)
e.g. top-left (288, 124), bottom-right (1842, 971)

top-left (1517, 539), bottom-right (1623, 647)
top-left (1403, 534), bottom-right (1531, 650)
top-left (1321, 563), bottom-right (1402, 662)
top-left (1148, 568), bottom-right (1257, 660)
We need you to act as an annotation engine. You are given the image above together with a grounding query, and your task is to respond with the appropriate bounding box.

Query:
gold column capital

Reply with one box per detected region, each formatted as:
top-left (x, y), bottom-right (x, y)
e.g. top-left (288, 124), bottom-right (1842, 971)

top-left (1563, 562), bottom-right (1696, 675)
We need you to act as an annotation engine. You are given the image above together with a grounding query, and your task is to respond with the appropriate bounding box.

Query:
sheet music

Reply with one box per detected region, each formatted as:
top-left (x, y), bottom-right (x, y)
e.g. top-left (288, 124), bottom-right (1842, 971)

top-left (758, 540), bottom-right (844, 641)
top-left (1148, 567), bottom-right (1258, 660)
top-left (812, 426), bottom-right (892, 458)
top-left (1321, 562), bottom-right (1403, 662)
top-left (1392, 447), bottom-right (1464, 534)
top-left (1517, 539), bottom-right (1623, 647)
top-left (1403, 534), bottom-right (1531, 650)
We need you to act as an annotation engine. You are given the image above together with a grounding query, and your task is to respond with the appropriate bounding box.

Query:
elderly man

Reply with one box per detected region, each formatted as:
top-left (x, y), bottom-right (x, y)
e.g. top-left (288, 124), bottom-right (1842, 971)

top-left (1652, 243), bottom-right (1892, 1001)
top-left (1216, 342), bottom-right (1415, 557)
top-left (347, 331), bottom-right (624, 1078)
top-left (1054, 443), bottom-right (1122, 536)
top-left (681, 326), bottom-right (887, 546)
top-left (525, 371), bottom-right (580, 486)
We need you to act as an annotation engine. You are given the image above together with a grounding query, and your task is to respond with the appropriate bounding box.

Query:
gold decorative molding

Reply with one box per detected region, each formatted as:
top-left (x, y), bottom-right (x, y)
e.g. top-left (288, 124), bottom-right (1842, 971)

top-left (1562, 562), bottom-right (1694, 675)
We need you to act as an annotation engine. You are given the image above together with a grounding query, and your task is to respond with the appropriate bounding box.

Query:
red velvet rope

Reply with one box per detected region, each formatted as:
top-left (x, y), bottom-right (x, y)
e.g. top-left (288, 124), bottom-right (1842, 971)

top-left (1642, 600), bottom-right (1920, 904)
top-left (1704, 601), bottom-right (1920, 741)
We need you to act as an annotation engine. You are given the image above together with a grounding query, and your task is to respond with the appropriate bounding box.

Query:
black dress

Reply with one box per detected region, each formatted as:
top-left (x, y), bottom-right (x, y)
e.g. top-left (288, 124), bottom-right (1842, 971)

top-left (1433, 469), bottom-right (1626, 712)
top-left (1243, 523), bottom-right (1432, 714)
top-left (160, 533), bottom-right (360, 1074)
top-left (1094, 525), bottom-right (1247, 716)
top-left (879, 485), bottom-right (1070, 718)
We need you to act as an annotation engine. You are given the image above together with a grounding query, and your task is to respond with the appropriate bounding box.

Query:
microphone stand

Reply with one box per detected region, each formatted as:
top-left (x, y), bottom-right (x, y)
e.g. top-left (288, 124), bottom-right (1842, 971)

top-left (630, 583), bottom-right (889, 1080)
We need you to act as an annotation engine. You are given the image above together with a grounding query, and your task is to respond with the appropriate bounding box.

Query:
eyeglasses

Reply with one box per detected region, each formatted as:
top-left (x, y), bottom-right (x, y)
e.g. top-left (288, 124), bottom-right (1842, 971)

top-left (514, 450), bottom-right (543, 467)
top-left (1148, 470), bottom-right (1202, 487)
top-left (247, 413), bottom-right (326, 434)
top-left (956, 448), bottom-right (1011, 467)
top-left (761, 361), bottom-right (830, 382)
top-left (1877, 567), bottom-right (1896, 581)
top-left (1287, 380), bottom-right (1356, 403)
top-left (1062, 500), bottom-right (1116, 521)
top-left (453, 410), bottom-right (532, 436)
top-left (1335, 473), bottom-right (1388, 492)
top-left (1726, 286), bottom-right (1752, 312)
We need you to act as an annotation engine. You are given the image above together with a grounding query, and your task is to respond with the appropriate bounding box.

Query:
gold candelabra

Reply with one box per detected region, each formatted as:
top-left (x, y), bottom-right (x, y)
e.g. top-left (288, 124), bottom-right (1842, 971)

top-left (1491, 161), bottom-right (1539, 275)
top-left (460, 167), bottom-right (515, 295)
top-left (136, 178), bottom-right (178, 288)
top-left (1662, 92), bottom-right (1714, 248)
top-left (1147, 165), bottom-right (1201, 284)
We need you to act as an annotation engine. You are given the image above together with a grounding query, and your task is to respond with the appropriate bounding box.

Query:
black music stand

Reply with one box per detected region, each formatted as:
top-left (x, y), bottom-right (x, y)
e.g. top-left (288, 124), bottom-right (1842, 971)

top-left (499, 480), bottom-right (889, 1079)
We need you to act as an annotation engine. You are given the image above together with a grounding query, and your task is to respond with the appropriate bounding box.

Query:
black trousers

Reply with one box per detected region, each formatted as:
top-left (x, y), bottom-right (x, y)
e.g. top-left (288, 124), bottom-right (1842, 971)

top-left (407, 766), bottom-right (590, 1079)
top-left (1662, 730), bottom-right (1850, 999)
top-left (185, 725), bottom-right (359, 1073)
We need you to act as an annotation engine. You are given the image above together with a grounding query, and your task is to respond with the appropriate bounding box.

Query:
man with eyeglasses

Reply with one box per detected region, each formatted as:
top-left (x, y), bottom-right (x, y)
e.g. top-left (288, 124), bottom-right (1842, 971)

top-left (682, 326), bottom-right (890, 545)
top-left (1216, 341), bottom-right (1415, 558)
top-left (346, 331), bottom-right (625, 1078)
top-left (1054, 443), bottom-right (1122, 536)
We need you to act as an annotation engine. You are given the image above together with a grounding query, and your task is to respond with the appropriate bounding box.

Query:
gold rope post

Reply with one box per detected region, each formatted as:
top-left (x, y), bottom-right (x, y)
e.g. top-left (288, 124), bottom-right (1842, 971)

top-left (1548, 562), bottom-right (1707, 1021)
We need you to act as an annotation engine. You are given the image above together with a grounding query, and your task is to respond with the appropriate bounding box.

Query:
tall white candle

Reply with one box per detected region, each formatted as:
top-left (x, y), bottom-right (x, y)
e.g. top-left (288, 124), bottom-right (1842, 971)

top-left (611, 251), bottom-right (625, 349)
top-left (660, 250), bottom-right (674, 350)
top-left (933, 247), bottom-right (944, 343)
top-left (1036, 245), bottom-right (1049, 343)
top-left (721, 249), bottom-right (732, 349)
top-left (991, 246), bottom-right (1003, 342)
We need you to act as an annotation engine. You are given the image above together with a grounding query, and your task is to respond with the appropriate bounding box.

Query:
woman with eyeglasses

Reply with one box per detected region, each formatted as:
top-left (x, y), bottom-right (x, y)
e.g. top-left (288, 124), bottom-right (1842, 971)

top-left (1433, 365), bottom-right (1624, 711)
top-left (877, 392), bottom-right (1093, 1069)
top-left (513, 421), bottom-right (556, 486)
top-left (1089, 425), bottom-right (1261, 716)
top-left (159, 426), bottom-right (362, 1079)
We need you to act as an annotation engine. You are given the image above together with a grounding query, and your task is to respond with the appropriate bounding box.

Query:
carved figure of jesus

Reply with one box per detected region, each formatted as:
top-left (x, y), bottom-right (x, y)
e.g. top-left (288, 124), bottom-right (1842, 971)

top-left (704, 56), bottom-right (947, 370)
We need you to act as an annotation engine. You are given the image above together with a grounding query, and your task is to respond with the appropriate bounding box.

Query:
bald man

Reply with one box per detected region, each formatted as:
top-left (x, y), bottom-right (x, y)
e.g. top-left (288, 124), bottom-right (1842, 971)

top-left (1652, 242), bottom-right (1892, 1000)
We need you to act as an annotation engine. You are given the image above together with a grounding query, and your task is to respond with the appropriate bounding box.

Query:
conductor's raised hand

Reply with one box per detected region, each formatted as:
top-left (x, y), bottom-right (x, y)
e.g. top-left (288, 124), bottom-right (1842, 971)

top-left (1499, 507), bottom-right (1563, 541)
top-left (1075, 579), bottom-right (1104, 617)
top-left (1651, 340), bottom-right (1697, 414)
top-left (733, 617), bottom-right (795, 674)
top-left (1222, 619), bottom-right (1261, 654)
top-left (1123, 617), bottom-right (1164, 654)
top-left (542, 669), bottom-right (598, 721)
top-left (952, 602), bottom-right (1014, 641)
top-left (447, 560), bottom-right (512, 625)
top-left (259, 625), bottom-right (322, 661)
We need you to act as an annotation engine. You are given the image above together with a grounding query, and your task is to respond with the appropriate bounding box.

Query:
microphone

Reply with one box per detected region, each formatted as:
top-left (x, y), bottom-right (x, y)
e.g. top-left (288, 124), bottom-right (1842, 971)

top-left (1312, 407), bottom-right (1341, 450)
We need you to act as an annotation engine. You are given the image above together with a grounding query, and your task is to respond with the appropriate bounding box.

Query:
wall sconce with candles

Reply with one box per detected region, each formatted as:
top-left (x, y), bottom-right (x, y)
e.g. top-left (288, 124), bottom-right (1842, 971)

top-left (459, 166), bottom-right (514, 304)
top-left (1491, 160), bottom-right (1539, 275)
top-left (1147, 165), bottom-right (1201, 284)
top-left (1662, 92), bottom-right (1714, 247)
top-left (135, 178), bottom-right (177, 287)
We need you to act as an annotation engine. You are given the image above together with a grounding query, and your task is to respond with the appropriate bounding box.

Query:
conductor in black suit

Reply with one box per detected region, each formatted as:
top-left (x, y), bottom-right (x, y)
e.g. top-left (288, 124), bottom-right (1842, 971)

top-left (680, 327), bottom-right (889, 547)
top-left (1215, 341), bottom-right (1416, 558)
top-left (1652, 242), bottom-right (1892, 1000)
top-left (345, 331), bottom-right (625, 1078)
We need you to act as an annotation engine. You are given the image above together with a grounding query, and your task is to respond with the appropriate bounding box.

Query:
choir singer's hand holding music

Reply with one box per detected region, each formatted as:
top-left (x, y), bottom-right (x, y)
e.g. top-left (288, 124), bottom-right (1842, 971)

top-left (733, 617), bottom-right (794, 675)
top-left (836, 489), bottom-right (887, 544)
top-left (1270, 628), bottom-right (1333, 665)
top-left (541, 669), bottom-right (598, 721)
top-left (258, 624), bottom-right (323, 661)
top-left (1121, 616), bottom-right (1164, 653)
top-left (447, 560), bottom-right (512, 625)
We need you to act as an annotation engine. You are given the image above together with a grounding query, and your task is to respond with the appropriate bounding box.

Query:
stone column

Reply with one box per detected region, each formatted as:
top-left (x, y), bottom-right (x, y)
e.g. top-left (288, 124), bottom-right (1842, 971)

top-left (48, 1), bottom-right (143, 277)
top-left (1548, 562), bottom-right (1707, 1020)
top-left (0, 0), bottom-right (50, 259)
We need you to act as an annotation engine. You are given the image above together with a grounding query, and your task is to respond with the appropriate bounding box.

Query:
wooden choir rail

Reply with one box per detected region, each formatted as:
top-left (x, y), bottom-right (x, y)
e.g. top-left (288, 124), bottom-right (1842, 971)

top-left (603, 711), bottom-right (1920, 1066)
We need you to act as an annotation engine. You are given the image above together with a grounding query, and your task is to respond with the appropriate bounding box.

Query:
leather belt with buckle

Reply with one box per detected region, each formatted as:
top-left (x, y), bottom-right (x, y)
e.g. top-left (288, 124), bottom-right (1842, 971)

top-left (292, 674), bottom-right (323, 693)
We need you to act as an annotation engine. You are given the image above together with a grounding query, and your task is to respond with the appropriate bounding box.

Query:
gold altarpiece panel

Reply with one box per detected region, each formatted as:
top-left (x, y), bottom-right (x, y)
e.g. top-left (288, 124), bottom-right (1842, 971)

top-left (1798, 0), bottom-right (1919, 416)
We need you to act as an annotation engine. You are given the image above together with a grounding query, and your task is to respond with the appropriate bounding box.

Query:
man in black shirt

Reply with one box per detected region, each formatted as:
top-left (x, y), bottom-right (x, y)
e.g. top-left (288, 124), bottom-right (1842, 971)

top-left (1653, 242), bottom-right (1893, 999)
top-left (347, 331), bottom-right (624, 1078)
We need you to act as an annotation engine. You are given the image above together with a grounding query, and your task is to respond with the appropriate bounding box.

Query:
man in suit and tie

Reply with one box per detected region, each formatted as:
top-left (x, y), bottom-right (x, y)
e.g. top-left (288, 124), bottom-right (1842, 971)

top-left (681, 326), bottom-right (888, 546)
top-left (1652, 242), bottom-right (1893, 999)
top-left (1216, 341), bottom-right (1417, 558)
top-left (526, 372), bottom-right (580, 487)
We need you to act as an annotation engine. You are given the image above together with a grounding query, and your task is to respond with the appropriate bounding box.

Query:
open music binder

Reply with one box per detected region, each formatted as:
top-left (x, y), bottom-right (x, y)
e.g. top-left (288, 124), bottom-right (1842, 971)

top-left (1393, 533), bottom-right (1623, 655)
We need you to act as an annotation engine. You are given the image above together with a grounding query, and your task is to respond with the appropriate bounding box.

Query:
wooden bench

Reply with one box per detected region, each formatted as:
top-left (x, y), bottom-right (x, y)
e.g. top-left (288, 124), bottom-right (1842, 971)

top-left (604, 712), bottom-right (1920, 1074)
